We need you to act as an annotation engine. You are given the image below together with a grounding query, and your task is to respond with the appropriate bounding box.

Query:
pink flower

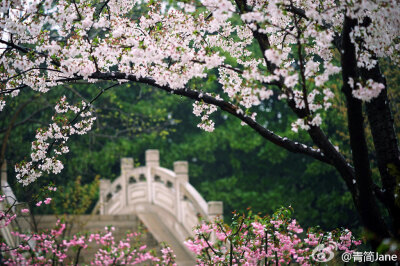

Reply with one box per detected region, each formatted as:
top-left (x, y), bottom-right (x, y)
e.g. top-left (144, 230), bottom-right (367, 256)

top-left (21, 208), bottom-right (29, 213)
top-left (44, 198), bottom-right (52, 204)
top-left (36, 201), bottom-right (42, 206)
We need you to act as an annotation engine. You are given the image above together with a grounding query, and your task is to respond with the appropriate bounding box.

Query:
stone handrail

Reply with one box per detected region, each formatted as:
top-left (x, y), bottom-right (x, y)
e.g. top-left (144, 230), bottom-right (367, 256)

top-left (96, 150), bottom-right (223, 265)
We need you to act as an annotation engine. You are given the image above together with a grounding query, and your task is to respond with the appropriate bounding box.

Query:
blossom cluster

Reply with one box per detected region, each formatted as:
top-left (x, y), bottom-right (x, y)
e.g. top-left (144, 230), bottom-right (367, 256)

top-left (193, 97), bottom-right (218, 132)
top-left (349, 78), bottom-right (386, 102)
top-left (184, 207), bottom-right (361, 265)
top-left (14, 96), bottom-right (95, 186)
top-left (36, 197), bottom-right (52, 207)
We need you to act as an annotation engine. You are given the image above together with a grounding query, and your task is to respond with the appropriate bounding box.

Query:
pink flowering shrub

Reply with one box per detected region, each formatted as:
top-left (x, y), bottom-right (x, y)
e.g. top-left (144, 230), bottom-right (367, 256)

top-left (1, 192), bottom-right (360, 265)
top-left (0, 220), bottom-right (176, 265)
top-left (185, 207), bottom-right (361, 265)
top-left (0, 196), bottom-right (17, 229)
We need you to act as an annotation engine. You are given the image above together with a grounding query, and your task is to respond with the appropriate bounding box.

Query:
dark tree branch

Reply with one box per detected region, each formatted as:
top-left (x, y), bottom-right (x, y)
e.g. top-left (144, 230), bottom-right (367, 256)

top-left (293, 4), bottom-right (311, 116)
top-left (98, 0), bottom-right (111, 16)
top-left (0, 39), bottom-right (60, 67)
top-left (55, 72), bottom-right (329, 164)
top-left (2, 67), bottom-right (62, 83)
top-left (234, 0), bottom-right (354, 182)
top-left (0, 39), bottom-right (29, 53)
top-left (0, 85), bottom-right (28, 95)
top-left (191, 59), bottom-right (244, 74)
top-left (0, 105), bottom-right (50, 134)
top-left (283, 4), bottom-right (309, 21)
top-left (72, 0), bottom-right (82, 21)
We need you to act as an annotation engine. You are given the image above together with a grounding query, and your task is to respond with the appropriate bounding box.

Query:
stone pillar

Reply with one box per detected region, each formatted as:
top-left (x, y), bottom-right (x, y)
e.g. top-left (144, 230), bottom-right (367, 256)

top-left (99, 179), bottom-right (111, 214)
top-left (145, 150), bottom-right (159, 167)
top-left (121, 158), bottom-right (134, 176)
top-left (174, 161), bottom-right (188, 224)
top-left (208, 201), bottom-right (223, 243)
top-left (174, 161), bottom-right (188, 183)
top-left (208, 201), bottom-right (223, 221)
top-left (145, 150), bottom-right (159, 204)
top-left (120, 158), bottom-right (134, 206)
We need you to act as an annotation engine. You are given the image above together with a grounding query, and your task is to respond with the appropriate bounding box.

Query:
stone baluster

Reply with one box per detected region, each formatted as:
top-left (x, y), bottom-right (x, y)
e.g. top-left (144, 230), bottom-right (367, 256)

top-left (145, 150), bottom-right (159, 167)
top-left (99, 179), bottom-right (111, 214)
top-left (174, 161), bottom-right (188, 224)
top-left (207, 201), bottom-right (223, 222)
top-left (208, 201), bottom-right (223, 243)
top-left (145, 150), bottom-right (159, 203)
top-left (121, 158), bottom-right (134, 206)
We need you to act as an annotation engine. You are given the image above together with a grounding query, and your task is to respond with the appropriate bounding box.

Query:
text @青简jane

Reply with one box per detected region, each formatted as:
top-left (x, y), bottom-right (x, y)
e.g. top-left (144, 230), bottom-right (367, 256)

top-left (341, 251), bottom-right (398, 263)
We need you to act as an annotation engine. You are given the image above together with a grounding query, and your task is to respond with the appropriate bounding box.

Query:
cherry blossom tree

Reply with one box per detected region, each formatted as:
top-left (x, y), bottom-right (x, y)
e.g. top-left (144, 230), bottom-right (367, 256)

top-left (1, 0), bottom-right (399, 249)
top-left (185, 207), bottom-right (361, 265)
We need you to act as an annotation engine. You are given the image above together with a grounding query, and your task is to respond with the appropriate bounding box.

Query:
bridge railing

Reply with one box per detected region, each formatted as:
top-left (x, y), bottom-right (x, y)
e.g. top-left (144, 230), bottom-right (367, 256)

top-left (97, 149), bottom-right (223, 238)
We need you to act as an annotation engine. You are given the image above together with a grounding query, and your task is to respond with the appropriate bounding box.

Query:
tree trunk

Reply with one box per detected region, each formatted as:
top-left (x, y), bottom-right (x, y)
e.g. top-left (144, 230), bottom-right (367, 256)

top-left (340, 16), bottom-right (390, 247)
top-left (360, 63), bottom-right (400, 238)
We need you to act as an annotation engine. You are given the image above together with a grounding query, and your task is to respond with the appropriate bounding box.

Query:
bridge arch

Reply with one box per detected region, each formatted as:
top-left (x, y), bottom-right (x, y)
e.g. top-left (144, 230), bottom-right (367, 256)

top-left (95, 150), bottom-right (223, 265)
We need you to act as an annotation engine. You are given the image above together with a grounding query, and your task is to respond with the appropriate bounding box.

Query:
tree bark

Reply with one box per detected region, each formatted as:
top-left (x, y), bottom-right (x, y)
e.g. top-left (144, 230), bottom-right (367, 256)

top-left (360, 62), bottom-right (400, 238)
top-left (340, 16), bottom-right (390, 247)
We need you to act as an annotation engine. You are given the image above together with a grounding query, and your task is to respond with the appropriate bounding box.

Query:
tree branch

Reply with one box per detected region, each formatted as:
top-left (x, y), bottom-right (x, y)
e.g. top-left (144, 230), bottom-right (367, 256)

top-left (55, 72), bottom-right (329, 164)
top-left (0, 105), bottom-right (50, 134)
top-left (0, 39), bottom-right (60, 67)
top-left (234, 0), bottom-right (354, 181)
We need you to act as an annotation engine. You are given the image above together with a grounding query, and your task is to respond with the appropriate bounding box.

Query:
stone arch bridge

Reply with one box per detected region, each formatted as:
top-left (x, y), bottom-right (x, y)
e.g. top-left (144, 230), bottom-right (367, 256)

top-left (93, 149), bottom-right (223, 265)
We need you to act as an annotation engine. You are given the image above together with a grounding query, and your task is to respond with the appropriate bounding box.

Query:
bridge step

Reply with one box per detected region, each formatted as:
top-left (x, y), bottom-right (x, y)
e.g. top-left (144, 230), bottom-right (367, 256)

top-left (138, 212), bottom-right (195, 266)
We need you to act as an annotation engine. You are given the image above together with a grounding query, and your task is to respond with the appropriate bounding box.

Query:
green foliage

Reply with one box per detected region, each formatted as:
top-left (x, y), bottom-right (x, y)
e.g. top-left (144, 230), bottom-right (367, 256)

top-left (51, 175), bottom-right (99, 215)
